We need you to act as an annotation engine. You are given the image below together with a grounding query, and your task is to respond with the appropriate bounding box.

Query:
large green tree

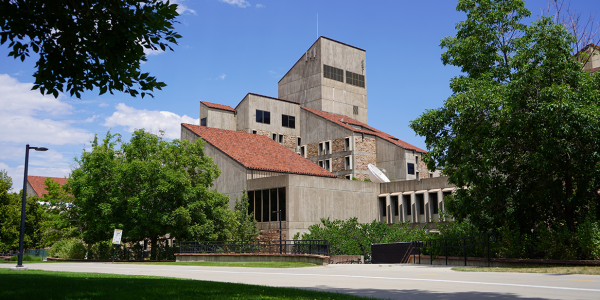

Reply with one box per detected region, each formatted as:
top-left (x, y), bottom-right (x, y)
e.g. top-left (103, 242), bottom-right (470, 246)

top-left (67, 130), bottom-right (235, 259)
top-left (0, 0), bottom-right (181, 98)
top-left (410, 0), bottom-right (600, 258)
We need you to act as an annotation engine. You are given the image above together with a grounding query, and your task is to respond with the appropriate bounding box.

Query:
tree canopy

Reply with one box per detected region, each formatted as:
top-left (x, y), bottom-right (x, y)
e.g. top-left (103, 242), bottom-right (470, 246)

top-left (410, 0), bottom-right (600, 258)
top-left (67, 130), bottom-right (235, 258)
top-left (0, 0), bottom-right (181, 98)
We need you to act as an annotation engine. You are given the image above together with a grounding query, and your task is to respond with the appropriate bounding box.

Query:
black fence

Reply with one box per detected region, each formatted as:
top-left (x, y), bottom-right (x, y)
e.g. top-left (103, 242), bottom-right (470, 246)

top-left (86, 239), bottom-right (179, 261)
top-left (180, 240), bottom-right (330, 256)
top-left (414, 232), bottom-right (497, 266)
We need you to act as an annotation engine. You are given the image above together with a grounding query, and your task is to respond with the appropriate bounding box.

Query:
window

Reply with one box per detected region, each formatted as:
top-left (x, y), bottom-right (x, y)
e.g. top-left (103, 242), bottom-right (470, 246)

top-left (256, 110), bottom-right (271, 124)
top-left (278, 187), bottom-right (286, 221)
top-left (297, 137), bottom-right (301, 146)
top-left (403, 195), bottom-right (411, 216)
top-left (417, 194), bottom-right (425, 215)
top-left (272, 133), bottom-right (277, 141)
top-left (323, 64), bottom-right (344, 82)
top-left (325, 159), bottom-right (331, 171)
top-left (247, 191), bottom-right (254, 217)
top-left (270, 189), bottom-right (278, 222)
top-left (344, 137), bottom-right (351, 151)
top-left (318, 160), bottom-right (324, 168)
top-left (255, 190), bottom-right (262, 222)
top-left (252, 130), bottom-right (257, 134)
top-left (346, 70), bottom-right (365, 88)
top-left (201, 118), bottom-right (207, 126)
top-left (324, 141), bottom-right (330, 154)
top-left (282, 114), bottom-right (295, 129)
top-left (353, 105), bottom-right (359, 115)
top-left (430, 193), bottom-right (439, 214)
top-left (345, 175), bottom-right (352, 180)
top-left (300, 146), bottom-right (306, 157)
top-left (379, 197), bottom-right (387, 217)
top-left (391, 195), bottom-right (399, 216)
top-left (262, 190), bottom-right (269, 222)
top-left (345, 156), bottom-right (352, 170)
top-left (407, 163), bottom-right (415, 175)
top-left (278, 134), bottom-right (283, 144)
top-left (247, 188), bottom-right (286, 223)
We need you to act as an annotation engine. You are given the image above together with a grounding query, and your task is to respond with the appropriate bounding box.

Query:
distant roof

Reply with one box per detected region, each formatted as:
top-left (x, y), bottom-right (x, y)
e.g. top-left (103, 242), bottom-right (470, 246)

top-left (302, 107), bottom-right (427, 153)
top-left (181, 124), bottom-right (337, 178)
top-left (200, 101), bottom-right (236, 112)
top-left (234, 93), bottom-right (299, 111)
top-left (27, 175), bottom-right (68, 197)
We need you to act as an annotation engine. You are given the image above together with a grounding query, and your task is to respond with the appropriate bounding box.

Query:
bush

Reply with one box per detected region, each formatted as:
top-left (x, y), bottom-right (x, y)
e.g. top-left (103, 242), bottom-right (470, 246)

top-left (48, 238), bottom-right (86, 259)
top-left (87, 240), bottom-right (114, 260)
top-left (11, 254), bottom-right (43, 261)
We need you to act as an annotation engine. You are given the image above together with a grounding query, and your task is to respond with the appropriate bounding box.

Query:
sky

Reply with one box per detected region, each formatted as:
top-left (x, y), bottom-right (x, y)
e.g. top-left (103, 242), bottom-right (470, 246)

top-left (2, 0), bottom-right (600, 191)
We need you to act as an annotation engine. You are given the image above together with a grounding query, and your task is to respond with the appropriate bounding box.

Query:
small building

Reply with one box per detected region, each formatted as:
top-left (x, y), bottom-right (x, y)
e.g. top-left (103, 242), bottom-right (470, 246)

top-left (26, 175), bottom-right (67, 198)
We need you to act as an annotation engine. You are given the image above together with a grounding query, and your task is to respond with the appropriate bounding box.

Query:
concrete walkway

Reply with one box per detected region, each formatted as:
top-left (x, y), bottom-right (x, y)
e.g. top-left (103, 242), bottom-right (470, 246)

top-left (2, 263), bottom-right (600, 299)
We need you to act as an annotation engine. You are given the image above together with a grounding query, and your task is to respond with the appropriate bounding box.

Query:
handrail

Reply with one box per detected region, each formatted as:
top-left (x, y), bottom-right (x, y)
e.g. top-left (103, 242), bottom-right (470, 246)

top-left (413, 232), bottom-right (496, 266)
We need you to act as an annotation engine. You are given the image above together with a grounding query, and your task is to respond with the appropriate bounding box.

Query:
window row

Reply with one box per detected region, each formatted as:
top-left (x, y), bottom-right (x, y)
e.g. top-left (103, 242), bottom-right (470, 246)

top-left (256, 110), bottom-right (297, 129)
top-left (247, 188), bottom-right (286, 223)
top-left (378, 192), bottom-right (449, 218)
top-left (323, 64), bottom-right (366, 88)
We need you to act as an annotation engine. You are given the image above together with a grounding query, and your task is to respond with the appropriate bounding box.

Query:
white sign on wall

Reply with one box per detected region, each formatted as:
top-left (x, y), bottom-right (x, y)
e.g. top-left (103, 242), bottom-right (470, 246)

top-left (112, 229), bottom-right (123, 245)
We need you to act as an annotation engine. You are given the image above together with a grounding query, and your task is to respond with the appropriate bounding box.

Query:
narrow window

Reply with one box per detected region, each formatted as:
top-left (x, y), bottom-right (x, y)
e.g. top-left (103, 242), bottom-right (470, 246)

top-left (297, 137), bottom-right (302, 146)
top-left (255, 190), bottom-right (262, 222)
top-left (344, 137), bottom-right (350, 151)
top-left (318, 160), bottom-right (324, 168)
top-left (278, 187), bottom-right (286, 221)
top-left (353, 106), bottom-right (358, 115)
top-left (201, 118), bottom-right (207, 126)
top-left (430, 193), bottom-right (439, 214)
top-left (379, 197), bottom-right (387, 217)
top-left (407, 163), bottom-right (415, 175)
top-left (325, 141), bottom-right (330, 154)
top-left (391, 195), bottom-right (399, 216)
top-left (319, 143), bottom-right (324, 156)
top-left (278, 134), bottom-right (283, 144)
top-left (325, 159), bottom-right (331, 171)
top-left (417, 194), bottom-right (425, 215)
top-left (272, 133), bottom-right (277, 140)
top-left (252, 130), bottom-right (257, 134)
top-left (270, 189), bottom-right (278, 221)
top-left (403, 194), bottom-right (411, 216)
top-left (262, 190), bottom-right (270, 222)
top-left (345, 156), bottom-right (352, 170)
top-left (345, 175), bottom-right (351, 180)
top-left (247, 191), bottom-right (255, 217)
top-left (300, 146), bottom-right (306, 157)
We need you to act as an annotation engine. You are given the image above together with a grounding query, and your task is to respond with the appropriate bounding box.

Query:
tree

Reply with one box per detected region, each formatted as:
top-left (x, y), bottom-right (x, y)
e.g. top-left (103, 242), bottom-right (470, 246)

top-left (410, 0), bottom-right (600, 258)
top-left (39, 178), bottom-right (80, 248)
top-left (232, 192), bottom-right (259, 241)
top-left (67, 130), bottom-right (236, 259)
top-left (0, 0), bottom-right (181, 98)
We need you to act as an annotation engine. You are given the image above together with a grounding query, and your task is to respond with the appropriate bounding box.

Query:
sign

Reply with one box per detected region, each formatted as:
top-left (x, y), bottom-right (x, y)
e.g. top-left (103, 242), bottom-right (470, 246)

top-left (112, 229), bottom-right (123, 245)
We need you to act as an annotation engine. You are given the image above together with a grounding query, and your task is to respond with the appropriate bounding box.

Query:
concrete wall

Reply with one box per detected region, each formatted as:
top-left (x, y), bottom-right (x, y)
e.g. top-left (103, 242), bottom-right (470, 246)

top-left (181, 126), bottom-right (247, 209)
top-left (278, 39), bottom-right (322, 109)
top-left (376, 138), bottom-right (408, 181)
top-left (200, 103), bottom-right (236, 131)
top-left (247, 174), bottom-right (380, 239)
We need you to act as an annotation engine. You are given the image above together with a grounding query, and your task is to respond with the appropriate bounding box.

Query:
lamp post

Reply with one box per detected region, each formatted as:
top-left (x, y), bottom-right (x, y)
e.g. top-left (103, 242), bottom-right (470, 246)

top-left (15, 144), bottom-right (48, 269)
top-left (272, 210), bottom-right (282, 254)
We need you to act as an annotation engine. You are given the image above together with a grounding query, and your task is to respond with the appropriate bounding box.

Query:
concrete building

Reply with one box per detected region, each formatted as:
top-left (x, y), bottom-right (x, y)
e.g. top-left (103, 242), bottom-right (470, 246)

top-left (182, 37), bottom-right (454, 238)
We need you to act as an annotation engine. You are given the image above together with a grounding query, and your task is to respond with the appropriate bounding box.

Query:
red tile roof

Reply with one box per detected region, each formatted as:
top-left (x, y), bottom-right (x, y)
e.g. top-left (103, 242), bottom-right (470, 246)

top-left (182, 123), bottom-right (337, 178)
top-left (302, 107), bottom-right (427, 153)
top-left (27, 175), bottom-right (68, 197)
top-left (200, 101), bottom-right (236, 112)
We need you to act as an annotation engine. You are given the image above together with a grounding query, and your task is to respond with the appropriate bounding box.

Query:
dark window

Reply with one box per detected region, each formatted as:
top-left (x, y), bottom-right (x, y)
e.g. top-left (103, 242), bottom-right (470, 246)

top-left (345, 156), bottom-right (351, 169)
top-left (417, 194), bottom-right (425, 215)
top-left (346, 71), bottom-right (365, 88)
top-left (300, 146), bottom-right (305, 157)
top-left (353, 105), bottom-right (358, 115)
top-left (379, 197), bottom-right (387, 217)
top-left (270, 189), bottom-right (278, 221)
top-left (282, 115), bottom-right (295, 128)
top-left (252, 130), bottom-right (257, 134)
top-left (430, 193), bottom-right (439, 214)
top-left (403, 195), bottom-right (411, 215)
top-left (323, 64), bottom-right (344, 82)
top-left (256, 110), bottom-right (271, 124)
top-left (201, 118), bottom-right (207, 126)
top-left (325, 159), bottom-right (330, 171)
top-left (407, 163), bottom-right (415, 175)
top-left (297, 137), bottom-right (301, 146)
top-left (247, 191), bottom-right (254, 217)
top-left (391, 195), bottom-right (399, 216)
top-left (262, 190), bottom-right (269, 222)
top-left (255, 190), bottom-right (262, 222)
top-left (344, 137), bottom-right (350, 150)
top-left (278, 134), bottom-right (283, 144)
top-left (272, 133), bottom-right (277, 140)
top-left (278, 187), bottom-right (286, 221)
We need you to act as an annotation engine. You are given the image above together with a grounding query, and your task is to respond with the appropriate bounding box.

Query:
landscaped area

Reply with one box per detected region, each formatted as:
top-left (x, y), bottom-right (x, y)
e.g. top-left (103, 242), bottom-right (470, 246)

top-left (452, 266), bottom-right (600, 276)
top-left (0, 269), bottom-right (371, 300)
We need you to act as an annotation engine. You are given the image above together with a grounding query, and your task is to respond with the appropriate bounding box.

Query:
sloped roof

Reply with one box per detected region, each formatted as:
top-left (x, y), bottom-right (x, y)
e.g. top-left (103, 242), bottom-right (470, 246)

top-left (200, 101), bottom-right (236, 112)
top-left (27, 175), bottom-right (68, 197)
top-left (182, 123), bottom-right (337, 178)
top-left (302, 107), bottom-right (427, 153)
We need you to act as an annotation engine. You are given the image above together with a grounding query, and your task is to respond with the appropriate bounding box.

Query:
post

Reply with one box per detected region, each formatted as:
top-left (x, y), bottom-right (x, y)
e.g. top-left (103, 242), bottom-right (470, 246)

top-left (445, 238), bottom-right (448, 265)
top-left (463, 238), bottom-right (467, 266)
top-left (16, 145), bottom-right (31, 268)
top-left (487, 232), bottom-right (490, 267)
top-left (112, 245), bottom-right (116, 263)
top-left (273, 210), bottom-right (282, 254)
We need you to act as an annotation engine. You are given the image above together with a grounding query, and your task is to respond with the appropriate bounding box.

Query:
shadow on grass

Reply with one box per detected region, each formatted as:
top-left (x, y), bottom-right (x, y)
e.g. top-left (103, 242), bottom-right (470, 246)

top-left (0, 269), bottom-right (372, 300)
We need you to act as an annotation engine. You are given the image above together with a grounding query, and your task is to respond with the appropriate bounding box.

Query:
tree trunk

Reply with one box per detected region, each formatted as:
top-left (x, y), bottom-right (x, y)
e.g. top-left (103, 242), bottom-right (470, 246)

top-left (150, 237), bottom-right (157, 260)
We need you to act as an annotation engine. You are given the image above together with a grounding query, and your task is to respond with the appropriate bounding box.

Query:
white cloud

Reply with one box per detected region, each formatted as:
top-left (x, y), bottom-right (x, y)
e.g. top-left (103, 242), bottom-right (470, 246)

top-left (217, 73), bottom-right (227, 80)
top-left (256, 4), bottom-right (264, 8)
top-left (0, 74), bottom-right (94, 145)
top-left (171, 0), bottom-right (197, 14)
top-left (220, 0), bottom-right (250, 8)
top-left (84, 115), bottom-right (100, 123)
top-left (103, 103), bottom-right (199, 139)
top-left (144, 47), bottom-right (165, 56)
top-left (99, 102), bottom-right (110, 107)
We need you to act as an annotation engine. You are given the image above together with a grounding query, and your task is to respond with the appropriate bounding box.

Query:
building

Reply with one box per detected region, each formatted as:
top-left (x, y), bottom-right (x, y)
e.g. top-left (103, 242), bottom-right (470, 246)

top-left (182, 37), bottom-right (455, 239)
top-left (26, 175), bottom-right (68, 198)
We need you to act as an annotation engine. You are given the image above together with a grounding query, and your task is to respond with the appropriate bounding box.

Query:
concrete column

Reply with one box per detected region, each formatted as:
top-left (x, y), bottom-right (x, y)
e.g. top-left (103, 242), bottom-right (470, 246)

top-left (424, 192), bottom-right (430, 223)
top-left (410, 192), bottom-right (417, 223)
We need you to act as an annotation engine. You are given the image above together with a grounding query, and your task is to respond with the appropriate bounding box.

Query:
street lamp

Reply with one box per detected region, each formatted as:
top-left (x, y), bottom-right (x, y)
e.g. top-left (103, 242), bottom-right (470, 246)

top-left (272, 210), bottom-right (282, 254)
top-left (15, 144), bottom-right (48, 270)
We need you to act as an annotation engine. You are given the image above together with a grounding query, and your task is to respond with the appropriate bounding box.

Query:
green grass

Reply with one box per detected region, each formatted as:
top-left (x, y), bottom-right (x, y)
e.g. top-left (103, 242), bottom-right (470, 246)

top-left (118, 261), bottom-right (318, 268)
top-left (0, 269), bottom-right (372, 299)
top-left (452, 266), bottom-right (600, 275)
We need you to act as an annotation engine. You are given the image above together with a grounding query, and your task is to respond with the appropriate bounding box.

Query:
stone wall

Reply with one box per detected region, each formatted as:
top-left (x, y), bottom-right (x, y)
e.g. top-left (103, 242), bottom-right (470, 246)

top-left (355, 154), bottom-right (376, 171)
top-left (332, 156), bottom-right (345, 172)
top-left (355, 137), bottom-right (376, 153)
top-left (332, 138), bottom-right (346, 154)
top-left (307, 143), bottom-right (319, 158)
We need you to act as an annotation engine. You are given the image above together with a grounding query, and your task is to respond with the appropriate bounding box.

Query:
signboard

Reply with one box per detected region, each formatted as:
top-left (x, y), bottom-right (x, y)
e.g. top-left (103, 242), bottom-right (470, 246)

top-left (112, 229), bottom-right (123, 245)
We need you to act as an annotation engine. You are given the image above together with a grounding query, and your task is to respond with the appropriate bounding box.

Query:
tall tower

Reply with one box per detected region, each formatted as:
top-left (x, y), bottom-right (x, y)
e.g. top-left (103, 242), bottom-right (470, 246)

top-left (278, 37), bottom-right (368, 124)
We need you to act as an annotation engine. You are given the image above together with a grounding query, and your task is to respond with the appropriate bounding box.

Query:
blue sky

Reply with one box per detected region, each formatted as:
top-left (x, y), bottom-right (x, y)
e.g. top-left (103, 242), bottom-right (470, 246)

top-left (2, 0), bottom-right (600, 191)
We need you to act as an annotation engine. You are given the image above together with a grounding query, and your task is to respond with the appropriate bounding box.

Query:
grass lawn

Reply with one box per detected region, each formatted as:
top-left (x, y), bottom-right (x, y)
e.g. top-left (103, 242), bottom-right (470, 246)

top-left (0, 269), bottom-right (372, 299)
top-left (452, 266), bottom-right (600, 275)
top-left (118, 261), bottom-right (317, 268)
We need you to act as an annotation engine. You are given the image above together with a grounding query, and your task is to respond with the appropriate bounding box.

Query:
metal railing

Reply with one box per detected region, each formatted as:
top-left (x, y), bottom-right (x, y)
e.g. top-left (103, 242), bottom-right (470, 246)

top-left (414, 232), bottom-right (496, 266)
top-left (180, 240), bottom-right (330, 256)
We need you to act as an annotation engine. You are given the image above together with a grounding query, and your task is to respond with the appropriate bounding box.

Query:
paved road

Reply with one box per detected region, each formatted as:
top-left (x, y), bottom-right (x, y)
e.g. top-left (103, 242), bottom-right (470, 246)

top-left (2, 263), bottom-right (600, 299)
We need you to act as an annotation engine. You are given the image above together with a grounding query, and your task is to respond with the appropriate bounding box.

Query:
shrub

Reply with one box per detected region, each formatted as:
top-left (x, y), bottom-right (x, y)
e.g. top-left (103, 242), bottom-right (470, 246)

top-left (11, 254), bottom-right (43, 261)
top-left (87, 240), bottom-right (114, 260)
top-left (48, 238), bottom-right (86, 259)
